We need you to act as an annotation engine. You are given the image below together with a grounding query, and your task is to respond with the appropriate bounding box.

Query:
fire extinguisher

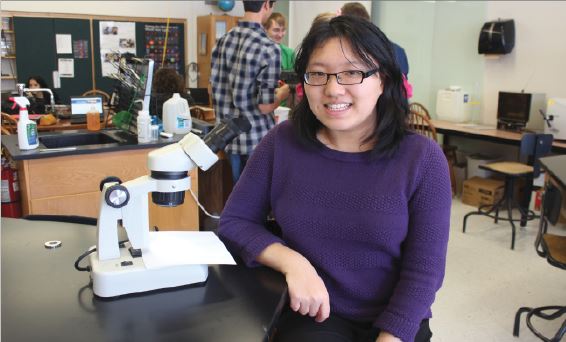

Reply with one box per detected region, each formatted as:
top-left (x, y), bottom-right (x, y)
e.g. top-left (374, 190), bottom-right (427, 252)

top-left (1, 157), bottom-right (22, 218)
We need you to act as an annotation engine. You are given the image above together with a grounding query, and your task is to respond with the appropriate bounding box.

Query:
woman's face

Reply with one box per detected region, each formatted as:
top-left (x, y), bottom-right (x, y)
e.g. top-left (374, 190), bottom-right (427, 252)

top-left (266, 20), bottom-right (286, 44)
top-left (28, 79), bottom-right (40, 89)
top-left (304, 37), bottom-right (382, 141)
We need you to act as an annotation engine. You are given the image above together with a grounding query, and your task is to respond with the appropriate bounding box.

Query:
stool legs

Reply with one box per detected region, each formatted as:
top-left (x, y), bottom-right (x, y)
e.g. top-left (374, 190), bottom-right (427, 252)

top-left (513, 306), bottom-right (566, 341)
top-left (505, 179), bottom-right (517, 250)
top-left (462, 177), bottom-right (536, 250)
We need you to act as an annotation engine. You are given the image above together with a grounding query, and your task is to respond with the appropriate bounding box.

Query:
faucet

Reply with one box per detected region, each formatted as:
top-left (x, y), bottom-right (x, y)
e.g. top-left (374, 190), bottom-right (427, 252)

top-left (16, 83), bottom-right (55, 114)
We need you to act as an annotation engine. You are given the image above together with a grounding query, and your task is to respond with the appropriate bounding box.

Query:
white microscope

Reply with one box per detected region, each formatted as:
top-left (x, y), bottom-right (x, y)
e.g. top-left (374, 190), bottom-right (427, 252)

top-left (89, 117), bottom-right (250, 297)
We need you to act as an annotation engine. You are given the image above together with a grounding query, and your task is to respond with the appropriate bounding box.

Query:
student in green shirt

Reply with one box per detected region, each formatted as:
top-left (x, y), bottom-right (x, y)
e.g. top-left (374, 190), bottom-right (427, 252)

top-left (264, 12), bottom-right (294, 71)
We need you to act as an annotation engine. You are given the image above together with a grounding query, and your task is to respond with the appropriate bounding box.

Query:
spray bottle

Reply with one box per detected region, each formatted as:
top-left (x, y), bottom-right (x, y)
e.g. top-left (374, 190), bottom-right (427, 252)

top-left (11, 97), bottom-right (38, 150)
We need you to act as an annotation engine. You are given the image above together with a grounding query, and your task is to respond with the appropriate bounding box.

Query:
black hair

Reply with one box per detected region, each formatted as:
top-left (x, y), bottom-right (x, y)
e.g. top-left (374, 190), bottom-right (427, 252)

top-left (243, 0), bottom-right (275, 13)
top-left (26, 75), bottom-right (54, 104)
top-left (292, 15), bottom-right (408, 158)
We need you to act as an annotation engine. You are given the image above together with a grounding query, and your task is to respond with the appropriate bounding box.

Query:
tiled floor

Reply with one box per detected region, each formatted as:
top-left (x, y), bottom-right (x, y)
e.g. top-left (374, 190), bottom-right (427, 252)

top-left (430, 198), bottom-right (565, 341)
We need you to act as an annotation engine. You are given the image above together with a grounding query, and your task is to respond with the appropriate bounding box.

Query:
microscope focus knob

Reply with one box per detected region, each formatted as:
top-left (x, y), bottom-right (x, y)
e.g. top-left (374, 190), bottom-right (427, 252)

top-left (105, 185), bottom-right (130, 208)
top-left (99, 176), bottom-right (123, 191)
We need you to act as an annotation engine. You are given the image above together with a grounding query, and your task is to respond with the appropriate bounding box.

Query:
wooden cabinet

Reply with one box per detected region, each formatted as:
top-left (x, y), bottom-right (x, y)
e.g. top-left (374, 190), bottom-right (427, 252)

top-left (17, 148), bottom-right (199, 230)
top-left (196, 14), bottom-right (240, 88)
top-left (1, 16), bottom-right (18, 94)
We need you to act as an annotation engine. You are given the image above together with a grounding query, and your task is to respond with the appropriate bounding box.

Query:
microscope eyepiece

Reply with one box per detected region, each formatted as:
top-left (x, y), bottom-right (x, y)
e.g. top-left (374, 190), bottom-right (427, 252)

top-left (203, 116), bottom-right (251, 153)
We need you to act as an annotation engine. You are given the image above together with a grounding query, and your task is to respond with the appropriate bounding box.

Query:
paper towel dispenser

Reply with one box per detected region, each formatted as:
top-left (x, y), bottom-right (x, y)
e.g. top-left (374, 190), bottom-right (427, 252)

top-left (478, 19), bottom-right (515, 55)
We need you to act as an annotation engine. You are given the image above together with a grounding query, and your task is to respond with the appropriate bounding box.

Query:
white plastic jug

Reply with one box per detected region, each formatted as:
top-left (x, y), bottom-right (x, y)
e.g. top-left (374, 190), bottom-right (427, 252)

top-left (162, 93), bottom-right (192, 134)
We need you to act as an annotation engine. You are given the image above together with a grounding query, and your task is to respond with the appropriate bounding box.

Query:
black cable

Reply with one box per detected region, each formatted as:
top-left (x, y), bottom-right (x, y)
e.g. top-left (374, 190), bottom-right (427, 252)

top-left (74, 240), bottom-right (129, 272)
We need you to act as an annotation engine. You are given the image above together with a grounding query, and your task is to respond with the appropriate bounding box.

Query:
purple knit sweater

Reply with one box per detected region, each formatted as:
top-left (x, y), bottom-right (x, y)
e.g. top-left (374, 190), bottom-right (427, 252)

top-left (218, 121), bottom-right (451, 342)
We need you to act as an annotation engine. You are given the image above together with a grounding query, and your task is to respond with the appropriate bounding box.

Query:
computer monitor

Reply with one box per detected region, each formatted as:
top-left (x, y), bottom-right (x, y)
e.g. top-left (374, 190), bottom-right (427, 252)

top-left (188, 88), bottom-right (210, 106)
top-left (497, 91), bottom-right (546, 131)
top-left (70, 96), bottom-right (103, 115)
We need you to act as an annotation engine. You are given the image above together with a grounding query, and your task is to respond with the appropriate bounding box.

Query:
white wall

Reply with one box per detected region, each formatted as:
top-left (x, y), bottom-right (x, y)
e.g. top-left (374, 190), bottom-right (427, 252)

top-left (1, 1), bottom-right (245, 86)
top-left (482, 1), bottom-right (566, 125)
top-left (376, 1), bottom-right (437, 110)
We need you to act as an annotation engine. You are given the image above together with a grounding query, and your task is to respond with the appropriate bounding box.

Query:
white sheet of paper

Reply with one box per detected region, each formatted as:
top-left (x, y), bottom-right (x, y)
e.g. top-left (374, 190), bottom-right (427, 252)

top-left (52, 71), bottom-right (61, 88)
top-left (58, 58), bottom-right (74, 78)
top-left (56, 34), bottom-right (72, 54)
top-left (142, 231), bottom-right (236, 269)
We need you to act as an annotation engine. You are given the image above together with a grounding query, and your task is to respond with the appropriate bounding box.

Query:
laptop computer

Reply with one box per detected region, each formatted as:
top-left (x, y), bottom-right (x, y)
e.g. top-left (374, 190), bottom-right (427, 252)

top-left (70, 96), bottom-right (104, 124)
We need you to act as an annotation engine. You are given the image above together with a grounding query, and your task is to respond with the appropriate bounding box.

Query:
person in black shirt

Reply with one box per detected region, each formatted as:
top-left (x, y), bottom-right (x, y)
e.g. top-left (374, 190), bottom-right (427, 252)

top-left (25, 75), bottom-right (60, 114)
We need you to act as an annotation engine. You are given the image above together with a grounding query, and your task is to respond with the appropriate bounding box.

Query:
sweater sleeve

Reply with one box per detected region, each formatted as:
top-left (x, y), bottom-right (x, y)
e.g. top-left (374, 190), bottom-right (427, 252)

top-left (374, 140), bottom-right (451, 341)
top-left (217, 127), bottom-right (285, 267)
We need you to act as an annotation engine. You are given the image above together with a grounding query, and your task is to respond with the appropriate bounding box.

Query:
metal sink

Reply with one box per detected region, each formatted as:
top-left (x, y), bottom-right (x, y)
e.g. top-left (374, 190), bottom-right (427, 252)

top-left (39, 131), bottom-right (136, 148)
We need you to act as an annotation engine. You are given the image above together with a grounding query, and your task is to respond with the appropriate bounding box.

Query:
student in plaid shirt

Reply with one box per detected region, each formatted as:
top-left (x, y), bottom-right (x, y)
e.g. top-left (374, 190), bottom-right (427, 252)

top-left (210, 0), bottom-right (290, 182)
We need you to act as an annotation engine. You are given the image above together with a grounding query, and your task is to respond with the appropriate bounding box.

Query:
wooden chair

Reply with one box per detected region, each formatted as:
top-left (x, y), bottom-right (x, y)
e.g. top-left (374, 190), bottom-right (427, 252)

top-left (82, 89), bottom-right (111, 104)
top-left (411, 101), bottom-right (460, 185)
top-left (463, 133), bottom-right (554, 250)
top-left (1, 112), bottom-right (18, 135)
top-left (409, 102), bottom-right (431, 119)
top-left (513, 181), bottom-right (566, 341)
top-left (82, 89), bottom-right (112, 127)
top-left (407, 109), bottom-right (458, 196)
top-left (407, 109), bottom-right (437, 141)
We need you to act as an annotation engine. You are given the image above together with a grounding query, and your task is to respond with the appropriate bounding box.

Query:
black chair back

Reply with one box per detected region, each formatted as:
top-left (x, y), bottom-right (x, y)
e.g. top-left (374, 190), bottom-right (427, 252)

top-left (533, 134), bottom-right (553, 177)
top-left (519, 133), bottom-right (553, 177)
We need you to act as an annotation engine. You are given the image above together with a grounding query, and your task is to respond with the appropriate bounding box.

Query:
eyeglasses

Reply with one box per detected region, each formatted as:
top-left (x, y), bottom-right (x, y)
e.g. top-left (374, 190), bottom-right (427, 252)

top-left (303, 69), bottom-right (379, 86)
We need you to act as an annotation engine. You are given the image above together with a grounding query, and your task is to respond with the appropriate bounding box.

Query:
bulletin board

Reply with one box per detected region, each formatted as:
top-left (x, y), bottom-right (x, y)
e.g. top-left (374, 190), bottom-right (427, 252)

top-left (9, 11), bottom-right (186, 103)
top-left (93, 19), bottom-right (185, 95)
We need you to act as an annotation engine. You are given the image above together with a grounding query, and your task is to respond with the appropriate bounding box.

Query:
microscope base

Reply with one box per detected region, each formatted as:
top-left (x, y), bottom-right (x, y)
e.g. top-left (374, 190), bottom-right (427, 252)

top-left (89, 246), bottom-right (208, 298)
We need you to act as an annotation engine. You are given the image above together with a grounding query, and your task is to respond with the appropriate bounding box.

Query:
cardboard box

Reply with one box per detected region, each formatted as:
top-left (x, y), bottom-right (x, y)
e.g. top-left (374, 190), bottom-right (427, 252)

top-left (462, 177), bottom-right (504, 207)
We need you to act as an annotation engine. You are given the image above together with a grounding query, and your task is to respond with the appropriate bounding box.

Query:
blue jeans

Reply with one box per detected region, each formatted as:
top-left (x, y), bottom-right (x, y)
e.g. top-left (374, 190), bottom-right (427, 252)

top-left (227, 153), bottom-right (249, 183)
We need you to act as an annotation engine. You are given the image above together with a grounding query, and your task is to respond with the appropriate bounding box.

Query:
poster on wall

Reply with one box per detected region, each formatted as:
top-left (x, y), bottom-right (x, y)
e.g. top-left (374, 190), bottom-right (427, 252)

top-left (144, 24), bottom-right (182, 75)
top-left (73, 40), bottom-right (89, 59)
top-left (99, 21), bottom-right (136, 77)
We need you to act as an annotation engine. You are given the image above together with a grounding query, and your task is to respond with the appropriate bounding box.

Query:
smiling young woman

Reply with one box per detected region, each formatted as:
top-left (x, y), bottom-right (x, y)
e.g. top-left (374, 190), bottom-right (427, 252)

top-left (218, 15), bottom-right (451, 342)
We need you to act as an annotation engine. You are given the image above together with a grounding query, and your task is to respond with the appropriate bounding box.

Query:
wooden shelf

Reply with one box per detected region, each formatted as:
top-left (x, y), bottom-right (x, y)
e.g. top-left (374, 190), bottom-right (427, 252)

top-left (2, 55), bottom-right (16, 59)
top-left (2, 77), bottom-right (16, 80)
top-left (2, 30), bottom-right (14, 33)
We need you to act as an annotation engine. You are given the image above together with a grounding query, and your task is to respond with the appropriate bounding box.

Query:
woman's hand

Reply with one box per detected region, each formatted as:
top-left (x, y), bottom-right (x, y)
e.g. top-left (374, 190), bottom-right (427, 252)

top-left (284, 255), bottom-right (330, 322)
top-left (376, 331), bottom-right (402, 342)
top-left (256, 243), bottom-right (330, 322)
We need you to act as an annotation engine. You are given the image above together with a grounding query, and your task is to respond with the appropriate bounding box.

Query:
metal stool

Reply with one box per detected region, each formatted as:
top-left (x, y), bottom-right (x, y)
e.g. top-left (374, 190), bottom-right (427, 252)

top-left (462, 133), bottom-right (553, 250)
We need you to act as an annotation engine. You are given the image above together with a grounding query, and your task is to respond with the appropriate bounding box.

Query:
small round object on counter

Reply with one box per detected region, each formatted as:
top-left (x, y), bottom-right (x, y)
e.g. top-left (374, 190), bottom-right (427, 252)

top-left (44, 240), bottom-right (62, 249)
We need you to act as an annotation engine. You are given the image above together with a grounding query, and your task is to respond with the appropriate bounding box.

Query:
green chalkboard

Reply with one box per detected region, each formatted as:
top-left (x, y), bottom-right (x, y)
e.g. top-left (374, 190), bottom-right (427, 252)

top-left (14, 17), bottom-right (92, 104)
